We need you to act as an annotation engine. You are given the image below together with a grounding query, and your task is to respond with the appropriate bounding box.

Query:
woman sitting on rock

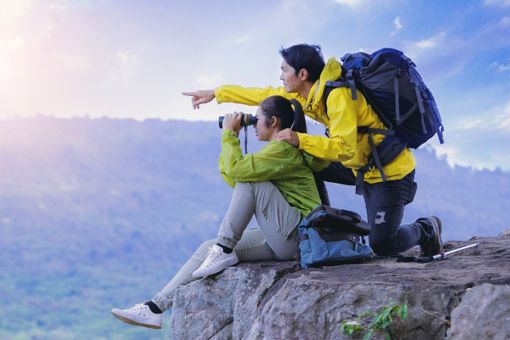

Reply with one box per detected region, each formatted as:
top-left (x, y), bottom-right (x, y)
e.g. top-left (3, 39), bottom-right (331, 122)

top-left (111, 95), bottom-right (328, 329)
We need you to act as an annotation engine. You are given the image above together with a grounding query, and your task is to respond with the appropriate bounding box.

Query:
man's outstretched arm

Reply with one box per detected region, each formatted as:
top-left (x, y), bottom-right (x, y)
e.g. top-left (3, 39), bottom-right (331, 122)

top-left (183, 86), bottom-right (302, 109)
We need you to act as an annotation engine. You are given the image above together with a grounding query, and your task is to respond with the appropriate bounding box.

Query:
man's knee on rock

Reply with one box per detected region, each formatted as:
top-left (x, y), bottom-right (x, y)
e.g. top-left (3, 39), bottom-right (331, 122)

top-left (369, 236), bottom-right (398, 256)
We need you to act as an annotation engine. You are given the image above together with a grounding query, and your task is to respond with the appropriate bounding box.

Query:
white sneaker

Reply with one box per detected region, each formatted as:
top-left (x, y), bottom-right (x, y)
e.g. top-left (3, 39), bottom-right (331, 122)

top-left (192, 244), bottom-right (239, 278)
top-left (111, 303), bottom-right (162, 329)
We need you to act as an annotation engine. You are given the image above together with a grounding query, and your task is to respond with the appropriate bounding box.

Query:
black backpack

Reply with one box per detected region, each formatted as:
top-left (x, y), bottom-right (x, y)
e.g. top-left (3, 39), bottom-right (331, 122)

top-left (324, 48), bottom-right (445, 194)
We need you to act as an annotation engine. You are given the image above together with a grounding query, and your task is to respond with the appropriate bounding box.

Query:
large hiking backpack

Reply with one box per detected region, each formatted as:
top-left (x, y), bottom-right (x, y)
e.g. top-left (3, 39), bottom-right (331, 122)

top-left (298, 205), bottom-right (373, 268)
top-left (324, 48), bottom-right (445, 193)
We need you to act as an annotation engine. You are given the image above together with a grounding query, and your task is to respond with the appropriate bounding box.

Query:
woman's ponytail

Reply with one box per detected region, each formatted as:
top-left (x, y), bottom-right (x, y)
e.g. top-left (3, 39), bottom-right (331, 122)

top-left (289, 99), bottom-right (307, 134)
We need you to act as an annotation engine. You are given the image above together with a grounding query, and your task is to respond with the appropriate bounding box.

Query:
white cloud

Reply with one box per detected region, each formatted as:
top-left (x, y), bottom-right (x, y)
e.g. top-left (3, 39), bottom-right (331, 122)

top-left (0, 0), bottom-right (35, 24)
top-left (275, 0), bottom-right (319, 34)
top-left (414, 32), bottom-right (446, 49)
top-left (491, 61), bottom-right (510, 72)
top-left (499, 101), bottom-right (510, 129)
top-left (459, 101), bottom-right (510, 132)
top-left (47, 2), bottom-right (68, 12)
top-left (197, 73), bottom-right (223, 88)
top-left (334, 0), bottom-right (364, 9)
top-left (200, 211), bottom-right (220, 223)
top-left (500, 16), bottom-right (510, 26)
top-left (46, 23), bottom-right (56, 34)
top-left (483, 0), bottom-right (510, 7)
top-left (390, 16), bottom-right (402, 36)
top-left (0, 37), bottom-right (24, 53)
top-left (500, 116), bottom-right (510, 129)
top-left (234, 34), bottom-right (250, 45)
top-left (280, 0), bottom-right (309, 14)
top-left (404, 32), bottom-right (448, 62)
top-left (117, 51), bottom-right (137, 65)
top-left (416, 40), bottom-right (436, 49)
top-left (458, 117), bottom-right (487, 130)
top-left (460, 118), bottom-right (485, 130)
top-left (431, 144), bottom-right (458, 168)
top-left (54, 52), bottom-right (92, 71)
top-left (394, 16), bottom-right (402, 29)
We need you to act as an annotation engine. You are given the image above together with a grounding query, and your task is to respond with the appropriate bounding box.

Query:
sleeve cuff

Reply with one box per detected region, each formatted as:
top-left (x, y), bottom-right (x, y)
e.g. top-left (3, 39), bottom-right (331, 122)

top-left (215, 87), bottom-right (224, 104)
top-left (296, 132), bottom-right (307, 150)
top-left (222, 129), bottom-right (237, 138)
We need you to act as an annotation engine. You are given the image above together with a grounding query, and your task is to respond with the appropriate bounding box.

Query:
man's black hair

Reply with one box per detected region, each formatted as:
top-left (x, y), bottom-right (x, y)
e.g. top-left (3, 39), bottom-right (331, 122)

top-left (279, 44), bottom-right (325, 83)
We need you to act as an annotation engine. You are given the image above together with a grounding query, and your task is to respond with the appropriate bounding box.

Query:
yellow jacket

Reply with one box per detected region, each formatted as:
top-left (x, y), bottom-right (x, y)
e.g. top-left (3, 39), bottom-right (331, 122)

top-left (215, 58), bottom-right (416, 183)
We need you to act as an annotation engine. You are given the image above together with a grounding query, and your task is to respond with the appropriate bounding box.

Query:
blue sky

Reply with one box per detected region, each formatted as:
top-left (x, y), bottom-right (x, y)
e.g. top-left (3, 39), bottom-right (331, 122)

top-left (1, 0), bottom-right (509, 170)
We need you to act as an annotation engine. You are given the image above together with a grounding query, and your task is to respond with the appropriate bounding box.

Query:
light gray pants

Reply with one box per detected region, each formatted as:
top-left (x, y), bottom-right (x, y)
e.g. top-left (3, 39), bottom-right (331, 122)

top-left (152, 181), bottom-right (302, 311)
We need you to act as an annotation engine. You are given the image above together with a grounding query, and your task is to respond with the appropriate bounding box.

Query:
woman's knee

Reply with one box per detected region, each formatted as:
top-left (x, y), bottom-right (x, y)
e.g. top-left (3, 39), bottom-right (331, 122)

top-left (272, 234), bottom-right (299, 261)
top-left (235, 181), bottom-right (274, 191)
top-left (273, 246), bottom-right (299, 261)
top-left (234, 182), bottom-right (251, 190)
top-left (192, 239), bottom-right (217, 261)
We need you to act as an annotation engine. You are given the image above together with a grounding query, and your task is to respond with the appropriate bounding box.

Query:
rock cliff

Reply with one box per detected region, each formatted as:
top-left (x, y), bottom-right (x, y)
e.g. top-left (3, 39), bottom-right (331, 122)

top-left (169, 234), bottom-right (510, 339)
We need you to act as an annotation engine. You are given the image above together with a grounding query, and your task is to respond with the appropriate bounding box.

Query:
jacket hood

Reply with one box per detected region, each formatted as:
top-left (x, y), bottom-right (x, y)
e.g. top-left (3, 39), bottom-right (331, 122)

top-left (305, 57), bottom-right (342, 111)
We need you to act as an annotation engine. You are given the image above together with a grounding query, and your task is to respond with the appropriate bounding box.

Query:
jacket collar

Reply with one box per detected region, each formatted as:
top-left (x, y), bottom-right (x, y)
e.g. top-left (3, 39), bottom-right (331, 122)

top-left (304, 58), bottom-right (342, 112)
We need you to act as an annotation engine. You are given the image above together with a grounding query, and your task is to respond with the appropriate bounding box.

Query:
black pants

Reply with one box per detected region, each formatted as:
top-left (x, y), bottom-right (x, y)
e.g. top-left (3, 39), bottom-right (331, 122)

top-left (313, 162), bottom-right (357, 205)
top-left (314, 163), bottom-right (428, 256)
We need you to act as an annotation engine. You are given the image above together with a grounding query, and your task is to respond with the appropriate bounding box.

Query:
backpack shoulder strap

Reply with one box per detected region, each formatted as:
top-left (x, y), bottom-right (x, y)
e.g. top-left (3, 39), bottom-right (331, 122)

top-left (323, 81), bottom-right (345, 115)
top-left (324, 71), bottom-right (357, 103)
top-left (322, 67), bottom-right (406, 195)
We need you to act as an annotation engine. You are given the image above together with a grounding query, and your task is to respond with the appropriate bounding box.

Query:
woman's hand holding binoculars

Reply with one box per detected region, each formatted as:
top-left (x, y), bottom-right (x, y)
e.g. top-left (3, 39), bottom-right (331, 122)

top-left (222, 112), bottom-right (243, 135)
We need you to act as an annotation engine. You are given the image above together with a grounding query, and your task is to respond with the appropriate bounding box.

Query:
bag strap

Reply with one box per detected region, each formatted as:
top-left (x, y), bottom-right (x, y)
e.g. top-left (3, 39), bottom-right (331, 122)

top-left (303, 205), bottom-right (371, 236)
top-left (299, 230), bottom-right (360, 243)
top-left (322, 205), bottom-right (361, 223)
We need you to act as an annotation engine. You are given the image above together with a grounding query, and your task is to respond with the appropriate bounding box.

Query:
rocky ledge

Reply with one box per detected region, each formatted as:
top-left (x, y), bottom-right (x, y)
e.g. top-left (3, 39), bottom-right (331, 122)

top-left (169, 234), bottom-right (510, 339)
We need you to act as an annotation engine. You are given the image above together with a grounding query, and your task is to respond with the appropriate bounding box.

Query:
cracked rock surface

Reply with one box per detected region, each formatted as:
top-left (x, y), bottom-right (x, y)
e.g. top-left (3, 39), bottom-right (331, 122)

top-left (169, 235), bottom-right (510, 339)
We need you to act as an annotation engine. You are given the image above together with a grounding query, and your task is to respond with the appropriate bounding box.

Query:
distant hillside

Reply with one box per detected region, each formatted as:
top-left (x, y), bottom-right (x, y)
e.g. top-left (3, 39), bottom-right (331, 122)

top-left (0, 117), bottom-right (508, 339)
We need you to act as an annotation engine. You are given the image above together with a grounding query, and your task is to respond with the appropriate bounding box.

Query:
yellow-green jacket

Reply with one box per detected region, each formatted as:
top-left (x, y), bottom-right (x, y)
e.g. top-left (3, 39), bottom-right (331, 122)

top-left (215, 58), bottom-right (416, 183)
top-left (219, 130), bottom-right (329, 217)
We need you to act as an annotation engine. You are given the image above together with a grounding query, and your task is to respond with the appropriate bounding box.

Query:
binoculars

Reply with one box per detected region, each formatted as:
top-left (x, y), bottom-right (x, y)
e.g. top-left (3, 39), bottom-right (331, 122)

top-left (218, 113), bottom-right (257, 129)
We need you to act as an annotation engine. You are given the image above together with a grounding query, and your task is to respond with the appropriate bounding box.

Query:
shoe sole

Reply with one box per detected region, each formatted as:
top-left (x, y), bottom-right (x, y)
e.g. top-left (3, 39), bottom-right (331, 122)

top-left (111, 310), bottom-right (162, 329)
top-left (192, 257), bottom-right (239, 278)
top-left (429, 216), bottom-right (443, 255)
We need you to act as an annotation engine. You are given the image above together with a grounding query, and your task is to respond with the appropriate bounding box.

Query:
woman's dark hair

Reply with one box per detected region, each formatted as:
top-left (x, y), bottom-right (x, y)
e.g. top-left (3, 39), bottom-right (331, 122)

top-left (259, 96), bottom-right (307, 133)
top-left (279, 44), bottom-right (325, 83)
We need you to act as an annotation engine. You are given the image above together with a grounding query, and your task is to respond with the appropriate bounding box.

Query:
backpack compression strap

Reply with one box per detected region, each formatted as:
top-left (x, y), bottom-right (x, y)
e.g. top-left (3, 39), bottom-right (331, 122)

top-left (355, 127), bottom-right (389, 195)
top-left (354, 131), bottom-right (406, 195)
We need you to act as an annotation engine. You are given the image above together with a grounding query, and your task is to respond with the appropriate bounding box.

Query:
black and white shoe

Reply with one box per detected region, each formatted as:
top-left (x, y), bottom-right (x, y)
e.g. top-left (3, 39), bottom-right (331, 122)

top-left (192, 244), bottom-right (239, 278)
top-left (111, 302), bottom-right (162, 329)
